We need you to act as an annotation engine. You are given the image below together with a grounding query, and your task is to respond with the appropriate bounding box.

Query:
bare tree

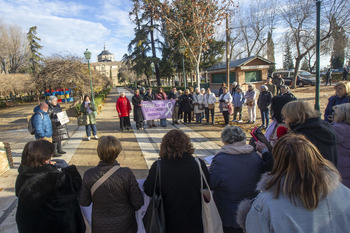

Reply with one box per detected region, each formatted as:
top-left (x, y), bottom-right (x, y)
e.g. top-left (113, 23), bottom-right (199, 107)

top-left (280, 0), bottom-right (350, 88)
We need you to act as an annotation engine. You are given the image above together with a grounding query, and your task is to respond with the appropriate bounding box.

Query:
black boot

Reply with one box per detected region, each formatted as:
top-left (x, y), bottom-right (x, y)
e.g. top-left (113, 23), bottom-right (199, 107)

top-left (56, 141), bottom-right (66, 154)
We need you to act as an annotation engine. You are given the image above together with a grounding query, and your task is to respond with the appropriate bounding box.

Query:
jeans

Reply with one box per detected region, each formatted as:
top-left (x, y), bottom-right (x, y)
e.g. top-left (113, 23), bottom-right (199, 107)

top-left (205, 107), bottom-right (215, 123)
top-left (160, 118), bottom-right (167, 127)
top-left (147, 120), bottom-right (155, 126)
top-left (247, 105), bottom-right (256, 122)
top-left (53, 141), bottom-right (62, 154)
top-left (184, 111), bottom-right (191, 123)
top-left (85, 124), bottom-right (97, 137)
top-left (260, 109), bottom-right (270, 127)
top-left (223, 111), bottom-right (229, 125)
top-left (195, 113), bottom-right (202, 123)
top-left (172, 107), bottom-right (179, 123)
top-left (233, 107), bottom-right (243, 120)
top-left (120, 116), bottom-right (131, 130)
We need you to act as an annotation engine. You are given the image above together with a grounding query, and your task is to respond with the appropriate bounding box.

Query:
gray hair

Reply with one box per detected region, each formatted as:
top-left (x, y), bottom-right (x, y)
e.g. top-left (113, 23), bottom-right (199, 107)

top-left (221, 126), bottom-right (246, 144)
top-left (333, 103), bottom-right (350, 124)
top-left (232, 81), bottom-right (238, 86)
top-left (48, 95), bottom-right (58, 104)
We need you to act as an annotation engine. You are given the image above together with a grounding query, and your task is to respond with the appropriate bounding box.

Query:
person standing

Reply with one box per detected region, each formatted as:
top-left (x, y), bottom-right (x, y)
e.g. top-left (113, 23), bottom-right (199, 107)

top-left (193, 88), bottom-right (204, 124)
top-left (343, 67), bottom-right (349, 81)
top-left (280, 85), bottom-right (297, 99)
top-left (200, 88), bottom-right (206, 121)
top-left (331, 103), bottom-right (350, 188)
top-left (116, 92), bottom-right (132, 131)
top-left (47, 96), bottom-right (69, 157)
top-left (32, 103), bottom-right (53, 143)
top-left (80, 96), bottom-right (98, 141)
top-left (132, 89), bottom-right (144, 130)
top-left (143, 129), bottom-right (209, 233)
top-left (204, 88), bottom-right (217, 125)
top-left (231, 82), bottom-right (238, 96)
top-left (156, 87), bottom-right (167, 127)
top-left (273, 74), bottom-right (285, 95)
top-left (325, 68), bottom-right (332, 86)
top-left (219, 87), bottom-right (233, 126)
top-left (178, 89), bottom-right (184, 122)
top-left (180, 89), bottom-right (193, 125)
top-left (211, 126), bottom-right (263, 233)
top-left (257, 85), bottom-right (273, 129)
top-left (16, 140), bottom-right (85, 233)
top-left (80, 136), bottom-right (144, 233)
top-left (265, 76), bottom-right (276, 96)
top-left (168, 87), bottom-right (180, 125)
top-left (324, 81), bottom-right (350, 122)
top-left (232, 86), bottom-right (245, 123)
top-left (244, 83), bottom-right (257, 124)
top-left (219, 82), bottom-right (227, 97)
top-left (144, 87), bottom-right (156, 128)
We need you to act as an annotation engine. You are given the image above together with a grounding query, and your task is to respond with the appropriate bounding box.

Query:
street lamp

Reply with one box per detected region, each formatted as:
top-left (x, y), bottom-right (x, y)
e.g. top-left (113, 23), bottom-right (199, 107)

top-left (84, 48), bottom-right (95, 103)
top-left (180, 47), bottom-right (187, 90)
top-left (314, 0), bottom-right (322, 111)
top-left (150, 62), bottom-right (155, 87)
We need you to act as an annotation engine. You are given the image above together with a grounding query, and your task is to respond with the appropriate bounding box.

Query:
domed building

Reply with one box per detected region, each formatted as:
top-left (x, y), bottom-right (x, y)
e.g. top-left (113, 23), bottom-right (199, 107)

top-left (97, 45), bottom-right (115, 62)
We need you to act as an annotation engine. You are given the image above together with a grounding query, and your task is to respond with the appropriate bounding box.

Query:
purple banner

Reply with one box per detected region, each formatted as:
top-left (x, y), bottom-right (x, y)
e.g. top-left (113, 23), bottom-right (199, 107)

top-left (141, 100), bottom-right (175, 120)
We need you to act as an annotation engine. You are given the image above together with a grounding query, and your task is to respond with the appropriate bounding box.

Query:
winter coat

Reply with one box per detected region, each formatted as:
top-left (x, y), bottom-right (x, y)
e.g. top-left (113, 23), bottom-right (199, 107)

top-left (332, 122), bottom-right (350, 188)
top-left (257, 91), bottom-right (272, 110)
top-left (180, 94), bottom-right (193, 112)
top-left (203, 93), bottom-right (217, 107)
top-left (193, 93), bottom-right (204, 114)
top-left (168, 92), bottom-right (180, 107)
top-left (132, 94), bottom-right (144, 123)
top-left (144, 155), bottom-right (209, 233)
top-left (244, 90), bottom-right (257, 106)
top-left (281, 91), bottom-right (297, 100)
top-left (273, 77), bottom-right (285, 88)
top-left (324, 95), bottom-right (350, 122)
top-left (232, 92), bottom-right (245, 108)
top-left (210, 142), bottom-right (263, 228)
top-left (155, 92), bottom-right (167, 100)
top-left (116, 96), bottom-right (132, 118)
top-left (238, 171), bottom-right (350, 233)
top-left (266, 83), bottom-right (276, 96)
top-left (15, 164), bottom-right (85, 233)
top-left (218, 87), bottom-right (224, 97)
top-left (219, 92), bottom-right (233, 111)
top-left (290, 117), bottom-right (338, 165)
top-left (231, 85), bottom-right (239, 96)
top-left (47, 103), bottom-right (69, 143)
top-left (80, 161), bottom-right (144, 233)
top-left (143, 92), bottom-right (156, 101)
top-left (32, 106), bottom-right (53, 139)
top-left (80, 102), bottom-right (97, 125)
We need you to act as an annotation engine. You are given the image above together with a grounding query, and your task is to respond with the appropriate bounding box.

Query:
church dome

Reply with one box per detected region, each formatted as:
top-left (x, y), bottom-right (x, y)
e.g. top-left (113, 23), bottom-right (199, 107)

top-left (97, 45), bottom-right (114, 62)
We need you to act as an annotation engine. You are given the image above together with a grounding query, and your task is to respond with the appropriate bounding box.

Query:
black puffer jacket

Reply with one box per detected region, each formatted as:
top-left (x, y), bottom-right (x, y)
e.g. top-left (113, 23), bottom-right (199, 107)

top-left (257, 91), bottom-right (272, 110)
top-left (180, 94), bottom-right (193, 112)
top-left (47, 103), bottom-right (69, 143)
top-left (15, 164), bottom-right (85, 233)
top-left (80, 161), bottom-right (144, 233)
top-left (290, 117), bottom-right (338, 165)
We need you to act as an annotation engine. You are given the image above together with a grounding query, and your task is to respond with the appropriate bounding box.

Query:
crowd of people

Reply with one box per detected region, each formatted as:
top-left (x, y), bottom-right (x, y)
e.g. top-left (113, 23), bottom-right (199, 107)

top-left (20, 80), bottom-right (350, 233)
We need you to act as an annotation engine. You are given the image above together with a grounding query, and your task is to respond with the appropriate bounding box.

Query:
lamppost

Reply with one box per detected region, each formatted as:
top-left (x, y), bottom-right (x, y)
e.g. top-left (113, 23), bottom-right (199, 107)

top-left (314, 0), bottom-right (322, 111)
top-left (180, 47), bottom-right (187, 90)
top-left (150, 62), bottom-right (155, 87)
top-left (84, 48), bottom-right (95, 103)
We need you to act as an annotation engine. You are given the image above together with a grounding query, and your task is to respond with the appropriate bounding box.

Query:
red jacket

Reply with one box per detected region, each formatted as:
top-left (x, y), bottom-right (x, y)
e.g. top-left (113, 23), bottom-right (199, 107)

top-left (116, 97), bottom-right (131, 117)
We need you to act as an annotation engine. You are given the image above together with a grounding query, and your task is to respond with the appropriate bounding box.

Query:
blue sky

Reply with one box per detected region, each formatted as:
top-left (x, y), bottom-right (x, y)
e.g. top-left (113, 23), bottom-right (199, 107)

top-left (0, 0), bottom-right (135, 62)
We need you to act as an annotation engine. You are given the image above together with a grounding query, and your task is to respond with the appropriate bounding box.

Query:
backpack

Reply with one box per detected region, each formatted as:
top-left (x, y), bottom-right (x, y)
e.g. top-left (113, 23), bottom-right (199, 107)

top-left (28, 112), bottom-right (43, 135)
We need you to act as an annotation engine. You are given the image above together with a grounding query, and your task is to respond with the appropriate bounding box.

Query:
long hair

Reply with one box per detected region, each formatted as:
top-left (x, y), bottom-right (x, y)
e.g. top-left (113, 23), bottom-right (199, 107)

top-left (159, 129), bottom-right (194, 159)
top-left (265, 134), bottom-right (338, 210)
top-left (282, 100), bottom-right (320, 124)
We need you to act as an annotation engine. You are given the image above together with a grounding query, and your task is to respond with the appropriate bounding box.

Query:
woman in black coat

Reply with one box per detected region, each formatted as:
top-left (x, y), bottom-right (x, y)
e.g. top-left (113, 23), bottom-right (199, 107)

top-left (15, 140), bottom-right (85, 233)
top-left (47, 96), bottom-right (69, 157)
top-left (132, 89), bottom-right (144, 130)
top-left (144, 129), bottom-right (209, 233)
top-left (180, 89), bottom-right (193, 124)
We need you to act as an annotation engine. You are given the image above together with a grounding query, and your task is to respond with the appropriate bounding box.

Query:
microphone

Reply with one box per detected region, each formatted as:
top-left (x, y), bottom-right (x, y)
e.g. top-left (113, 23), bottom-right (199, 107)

top-left (276, 126), bottom-right (288, 138)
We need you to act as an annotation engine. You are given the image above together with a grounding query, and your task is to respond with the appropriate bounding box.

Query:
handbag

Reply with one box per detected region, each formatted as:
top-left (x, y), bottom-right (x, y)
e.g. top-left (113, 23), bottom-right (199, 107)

top-left (77, 115), bottom-right (86, 126)
top-left (143, 160), bottom-right (166, 233)
top-left (228, 103), bottom-right (233, 115)
top-left (208, 104), bottom-right (215, 110)
top-left (195, 158), bottom-right (223, 233)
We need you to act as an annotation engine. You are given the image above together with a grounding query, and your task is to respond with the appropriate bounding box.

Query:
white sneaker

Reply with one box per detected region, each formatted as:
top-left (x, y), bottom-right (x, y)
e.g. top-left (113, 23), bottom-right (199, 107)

top-left (94, 135), bottom-right (98, 140)
top-left (87, 137), bottom-right (91, 141)
top-left (238, 120), bottom-right (243, 123)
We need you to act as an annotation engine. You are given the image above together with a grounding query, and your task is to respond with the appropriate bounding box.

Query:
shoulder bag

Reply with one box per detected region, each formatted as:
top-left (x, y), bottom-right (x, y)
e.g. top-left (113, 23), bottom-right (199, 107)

top-left (143, 160), bottom-right (166, 233)
top-left (195, 158), bottom-right (223, 233)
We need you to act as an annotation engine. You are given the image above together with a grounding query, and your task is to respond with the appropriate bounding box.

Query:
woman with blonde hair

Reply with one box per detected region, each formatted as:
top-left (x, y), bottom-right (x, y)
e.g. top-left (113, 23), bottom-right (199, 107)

top-left (238, 134), bottom-right (350, 233)
top-left (144, 129), bottom-right (209, 233)
top-left (332, 103), bottom-right (350, 188)
top-left (324, 81), bottom-right (350, 122)
top-left (282, 100), bottom-right (338, 165)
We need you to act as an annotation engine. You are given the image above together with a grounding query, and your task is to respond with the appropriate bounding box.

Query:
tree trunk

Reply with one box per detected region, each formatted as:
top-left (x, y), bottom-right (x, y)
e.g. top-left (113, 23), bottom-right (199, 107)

top-left (150, 17), bottom-right (161, 87)
top-left (196, 61), bottom-right (201, 89)
top-left (291, 58), bottom-right (302, 89)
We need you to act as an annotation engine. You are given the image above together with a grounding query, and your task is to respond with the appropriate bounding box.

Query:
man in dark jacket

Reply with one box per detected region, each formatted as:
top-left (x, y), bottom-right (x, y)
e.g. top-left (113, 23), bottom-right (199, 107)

top-left (343, 67), bottom-right (349, 81)
top-left (47, 96), bottom-right (69, 157)
top-left (144, 88), bottom-right (156, 128)
top-left (326, 69), bottom-right (332, 86)
top-left (273, 74), bottom-right (285, 95)
top-left (257, 85), bottom-right (273, 128)
top-left (32, 103), bottom-right (53, 142)
top-left (168, 87), bottom-right (180, 125)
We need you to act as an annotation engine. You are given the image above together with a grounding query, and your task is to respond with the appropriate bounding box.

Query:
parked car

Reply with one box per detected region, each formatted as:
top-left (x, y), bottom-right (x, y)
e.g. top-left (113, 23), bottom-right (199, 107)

top-left (272, 70), bottom-right (316, 87)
